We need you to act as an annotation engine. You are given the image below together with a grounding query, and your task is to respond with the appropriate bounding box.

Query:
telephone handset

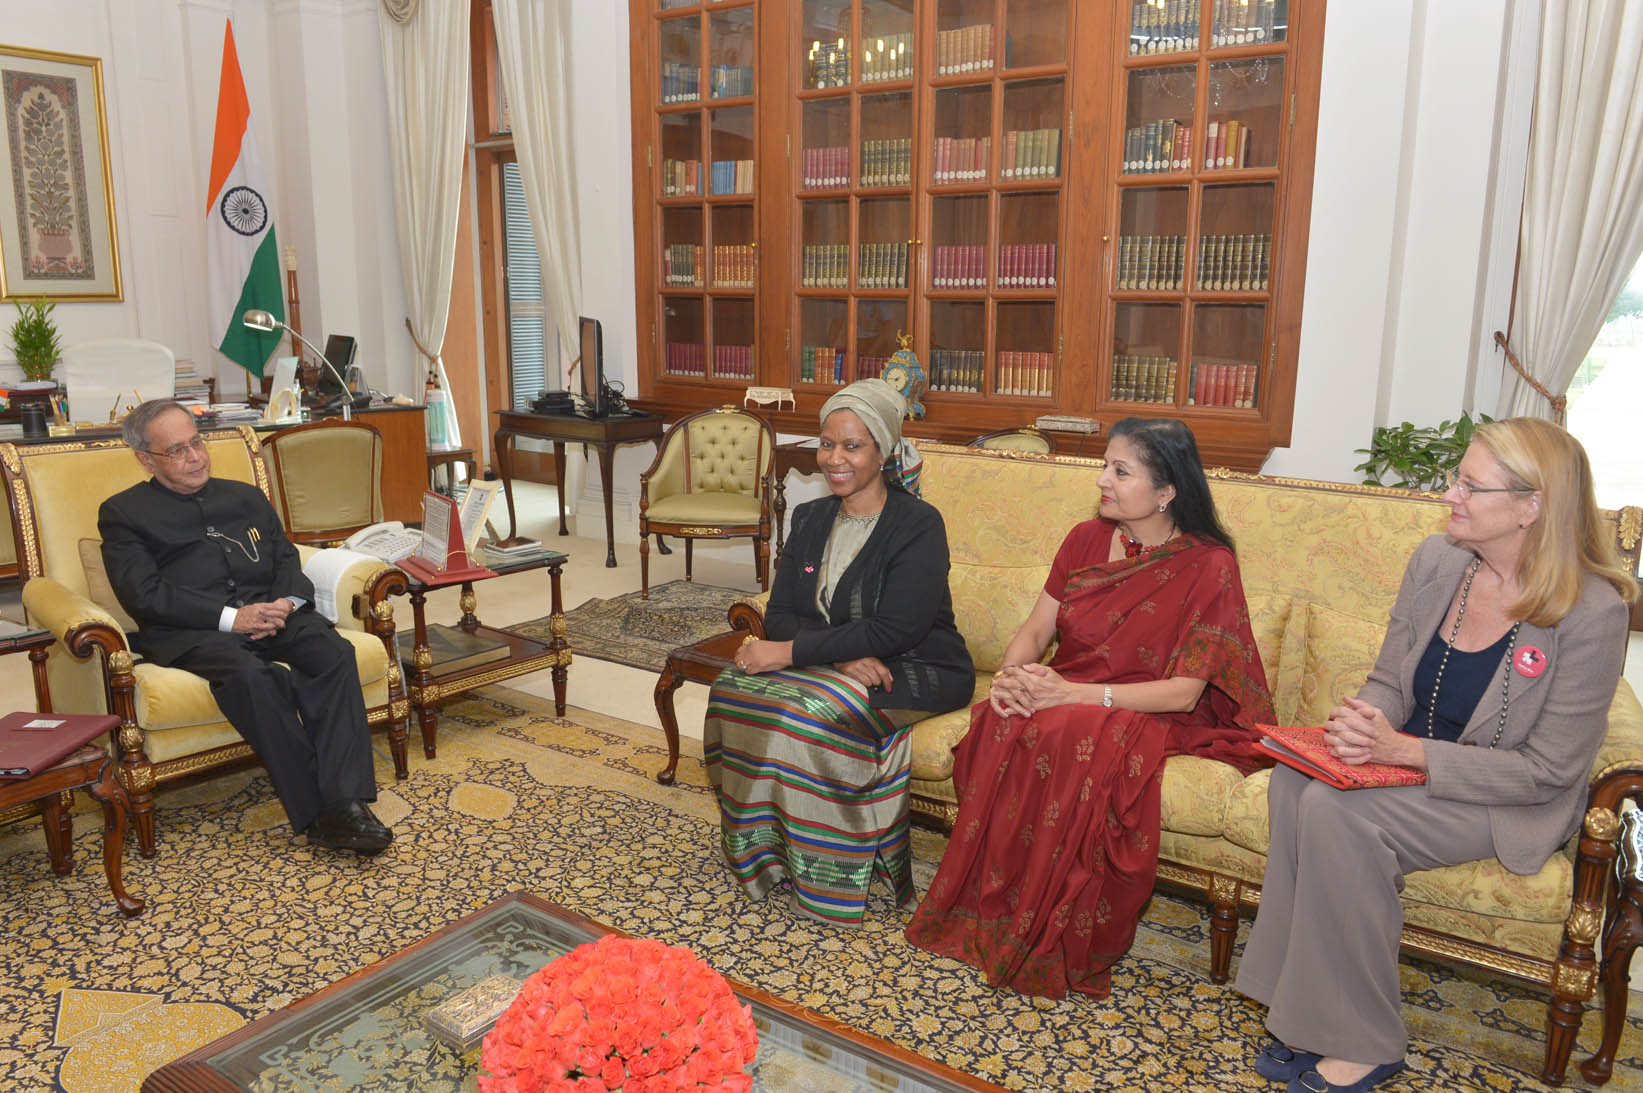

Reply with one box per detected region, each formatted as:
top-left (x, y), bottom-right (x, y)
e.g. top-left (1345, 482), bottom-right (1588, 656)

top-left (342, 522), bottom-right (423, 563)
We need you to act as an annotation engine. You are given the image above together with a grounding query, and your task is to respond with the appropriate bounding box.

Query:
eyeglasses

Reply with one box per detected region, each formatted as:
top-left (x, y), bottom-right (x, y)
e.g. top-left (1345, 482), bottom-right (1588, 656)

top-left (145, 437), bottom-right (208, 462)
top-left (1442, 469), bottom-right (1533, 500)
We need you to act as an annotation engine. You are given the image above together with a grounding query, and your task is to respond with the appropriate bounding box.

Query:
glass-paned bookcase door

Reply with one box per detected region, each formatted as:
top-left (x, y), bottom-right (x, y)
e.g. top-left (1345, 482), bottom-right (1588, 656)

top-left (708, 6), bottom-right (755, 100)
top-left (1190, 303), bottom-right (1266, 410)
top-left (1116, 186), bottom-right (1188, 293)
top-left (661, 113), bottom-right (702, 197)
top-left (1001, 78), bottom-right (1064, 182)
top-left (1123, 64), bottom-right (1195, 177)
top-left (929, 299), bottom-right (985, 393)
top-left (1204, 58), bottom-right (1285, 172)
top-left (857, 299), bottom-right (910, 382)
top-left (659, 15), bottom-right (701, 104)
top-left (799, 298), bottom-right (849, 385)
top-left (710, 107), bottom-right (755, 196)
top-left (932, 84), bottom-right (991, 185)
top-left (1111, 302), bottom-right (1182, 406)
top-left (929, 195), bottom-right (987, 290)
top-left (1197, 183), bottom-right (1274, 292)
top-left (712, 297), bottom-right (756, 381)
top-left (1004, 0), bottom-right (1069, 68)
top-left (662, 296), bottom-right (705, 378)
top-left (802, 1), bottom-right (854, 89)
top-left (861, 0), bottom-right (916, 83)
top-left (996, 300), bottom-right (1055, 399)
top-left (861, 92), bottom-right (914, 188)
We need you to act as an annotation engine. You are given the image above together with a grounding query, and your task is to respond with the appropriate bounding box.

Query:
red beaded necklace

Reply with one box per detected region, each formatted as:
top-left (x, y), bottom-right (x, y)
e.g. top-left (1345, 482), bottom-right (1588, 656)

top-left (1119, 525), bottom-right (1177, 557)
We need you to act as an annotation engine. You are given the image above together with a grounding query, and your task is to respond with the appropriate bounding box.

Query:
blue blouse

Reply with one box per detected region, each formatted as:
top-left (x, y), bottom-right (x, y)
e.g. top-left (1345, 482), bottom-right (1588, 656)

top-left (1401, 623), bottom-right (1515, 742)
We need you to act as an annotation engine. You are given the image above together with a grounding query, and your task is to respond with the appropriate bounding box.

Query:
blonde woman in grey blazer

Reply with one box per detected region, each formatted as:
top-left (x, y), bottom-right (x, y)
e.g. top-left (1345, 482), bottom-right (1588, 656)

top-left (1235, 418), bottom-right (1637, 1093)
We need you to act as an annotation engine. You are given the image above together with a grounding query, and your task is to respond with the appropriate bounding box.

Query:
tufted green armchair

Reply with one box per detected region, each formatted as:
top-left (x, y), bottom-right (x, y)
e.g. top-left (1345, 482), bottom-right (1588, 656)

top-left (637, 407), bottom-right (775, 600)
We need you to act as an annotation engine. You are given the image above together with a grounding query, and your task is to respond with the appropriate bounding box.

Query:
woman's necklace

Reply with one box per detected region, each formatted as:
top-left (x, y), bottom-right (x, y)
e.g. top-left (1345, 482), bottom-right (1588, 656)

top-left (1427, 556), bottom-right (1521, 746)
top-left (1119, 524), bottom-right (1177, 558)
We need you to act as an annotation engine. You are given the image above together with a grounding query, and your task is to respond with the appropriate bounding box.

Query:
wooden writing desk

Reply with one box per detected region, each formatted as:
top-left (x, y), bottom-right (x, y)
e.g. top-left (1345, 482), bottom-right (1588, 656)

top-left (492, 410), bottom-right (664, 568)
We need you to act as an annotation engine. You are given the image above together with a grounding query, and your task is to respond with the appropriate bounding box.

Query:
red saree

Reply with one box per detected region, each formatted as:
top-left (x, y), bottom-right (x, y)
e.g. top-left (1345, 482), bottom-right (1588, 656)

top-left (904, 520), bottom-right (1273, 999)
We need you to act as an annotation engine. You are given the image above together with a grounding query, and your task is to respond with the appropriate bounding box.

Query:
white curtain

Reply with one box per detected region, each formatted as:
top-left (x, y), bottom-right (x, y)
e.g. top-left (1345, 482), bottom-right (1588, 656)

top-left (1500, 0), bottom-right (1643, 419)
top-left (492, 0), bottom-right (587, 512)
top-left (379, 0), bottom-right (470, 449)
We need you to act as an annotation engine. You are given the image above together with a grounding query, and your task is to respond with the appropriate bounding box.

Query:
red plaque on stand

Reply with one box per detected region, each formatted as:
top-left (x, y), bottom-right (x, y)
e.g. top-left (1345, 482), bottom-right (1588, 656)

top-left (398, 491), bottom-right (497, 586)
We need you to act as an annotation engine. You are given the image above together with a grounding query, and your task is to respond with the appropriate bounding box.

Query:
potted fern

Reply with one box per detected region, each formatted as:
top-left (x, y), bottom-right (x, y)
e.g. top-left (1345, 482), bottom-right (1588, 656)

top-left (7, 297), bottom-right (62, 390)
top-left (1354, 413), bottom-right (1491, 492)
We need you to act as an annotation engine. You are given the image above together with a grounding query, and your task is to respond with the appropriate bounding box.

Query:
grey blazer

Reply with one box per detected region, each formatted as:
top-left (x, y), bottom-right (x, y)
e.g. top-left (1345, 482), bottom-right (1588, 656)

top-left (1356, 535), bottom-right (1629, 875)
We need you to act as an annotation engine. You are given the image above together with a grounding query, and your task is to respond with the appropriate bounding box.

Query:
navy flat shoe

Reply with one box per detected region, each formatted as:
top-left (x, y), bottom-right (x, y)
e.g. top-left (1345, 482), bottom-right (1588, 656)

top-left (1255, 1040), bottom-right (1323, 1081)
top-left (1287, 1059), bottom-right (1405, 1093)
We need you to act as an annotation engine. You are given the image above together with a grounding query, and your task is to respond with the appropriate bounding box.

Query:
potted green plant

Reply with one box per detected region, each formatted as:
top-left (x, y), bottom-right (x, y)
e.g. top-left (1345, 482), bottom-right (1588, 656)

top-left (1354, 412), bottom-right (1492, 492)
top-left (7, 297), bottom-right (62, 389)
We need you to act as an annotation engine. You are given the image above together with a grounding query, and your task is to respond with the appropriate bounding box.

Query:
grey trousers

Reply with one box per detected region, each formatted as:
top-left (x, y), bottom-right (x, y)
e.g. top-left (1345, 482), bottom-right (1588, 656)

top-left (1233, 765), bottom-right (1497, 1064)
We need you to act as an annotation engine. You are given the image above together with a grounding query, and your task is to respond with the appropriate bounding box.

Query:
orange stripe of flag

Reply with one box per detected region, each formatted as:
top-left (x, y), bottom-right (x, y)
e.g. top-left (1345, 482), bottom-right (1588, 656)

top-left (205, 19), bottom-right (250, 211)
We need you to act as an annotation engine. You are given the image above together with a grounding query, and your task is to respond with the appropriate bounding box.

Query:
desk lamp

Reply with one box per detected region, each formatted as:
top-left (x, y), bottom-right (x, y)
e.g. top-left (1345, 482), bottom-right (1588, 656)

top-left (241, 309), bottom-right (353, 421)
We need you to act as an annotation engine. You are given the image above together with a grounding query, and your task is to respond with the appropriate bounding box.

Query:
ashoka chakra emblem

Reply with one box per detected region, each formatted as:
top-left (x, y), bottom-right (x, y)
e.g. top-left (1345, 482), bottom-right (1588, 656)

top-left (220, 186), bottom-right (268, 236)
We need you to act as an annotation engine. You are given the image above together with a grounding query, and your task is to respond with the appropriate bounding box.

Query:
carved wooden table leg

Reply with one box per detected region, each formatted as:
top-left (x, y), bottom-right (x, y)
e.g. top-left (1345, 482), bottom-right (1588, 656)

top-left (87, 754), bottom-right (143, 916)
top-left (42, 789), bottom-right (74, 875)
top-left (409, 586), bottom-right (439, 759)
top-left (652, 657), bottom-right (683, 785)
top-left (1582, 877), bottom-right (1643, 1084)
top-left (546, 559), bottom-right (568, 717)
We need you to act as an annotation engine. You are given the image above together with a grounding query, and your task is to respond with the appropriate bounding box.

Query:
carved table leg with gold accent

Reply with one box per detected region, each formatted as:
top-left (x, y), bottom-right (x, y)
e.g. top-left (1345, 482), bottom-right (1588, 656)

top-left (1544, 804), bottom-right (1620, 1084)
top-left (546, 558), bottom-right (568, 717)
top-left (408, 586), bottom-right (440, 759)
top-left (1208, 875), bottom-right (1240, 983)
top-left (1582, 879), bottom-right (1643, 1084)
top-left (457, 583), bottom-right (480, 634)
top-left (1583, 802), bottom-right (1643, 1085)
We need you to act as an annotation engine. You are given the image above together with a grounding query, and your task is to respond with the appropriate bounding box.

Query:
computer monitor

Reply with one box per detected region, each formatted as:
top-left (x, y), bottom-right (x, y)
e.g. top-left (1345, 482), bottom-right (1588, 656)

top-left (319, 335), bottom-right (356, 397)
top-left (577, 317), bottom-right (607, 418)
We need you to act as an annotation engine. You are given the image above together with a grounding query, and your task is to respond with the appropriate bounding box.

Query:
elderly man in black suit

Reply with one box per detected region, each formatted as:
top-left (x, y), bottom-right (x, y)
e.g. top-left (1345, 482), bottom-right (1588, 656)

top-left (98, 399), bottom-right (391, 853)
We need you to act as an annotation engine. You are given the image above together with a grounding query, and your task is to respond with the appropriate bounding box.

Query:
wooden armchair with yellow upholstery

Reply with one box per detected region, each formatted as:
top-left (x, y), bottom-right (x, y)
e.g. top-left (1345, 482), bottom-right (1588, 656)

top-left (637, 407), bottom-right (775, 600)
top-left (0, 427), bottom-right (412, 857)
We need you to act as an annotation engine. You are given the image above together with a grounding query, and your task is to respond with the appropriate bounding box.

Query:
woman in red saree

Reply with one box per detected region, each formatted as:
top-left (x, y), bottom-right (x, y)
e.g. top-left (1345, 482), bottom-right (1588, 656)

top-left (905, 417), bottom-right (1273, 999)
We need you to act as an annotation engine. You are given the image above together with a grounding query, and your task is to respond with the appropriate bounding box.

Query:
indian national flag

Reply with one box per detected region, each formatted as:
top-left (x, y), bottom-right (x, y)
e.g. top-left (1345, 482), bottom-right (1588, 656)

top-left (205, 19), bottom-right (283, 379)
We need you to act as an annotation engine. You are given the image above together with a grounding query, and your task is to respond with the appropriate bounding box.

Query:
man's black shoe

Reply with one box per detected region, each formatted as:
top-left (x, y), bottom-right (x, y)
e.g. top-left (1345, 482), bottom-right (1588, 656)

top-left (306, 801), bottom-right (393, 855)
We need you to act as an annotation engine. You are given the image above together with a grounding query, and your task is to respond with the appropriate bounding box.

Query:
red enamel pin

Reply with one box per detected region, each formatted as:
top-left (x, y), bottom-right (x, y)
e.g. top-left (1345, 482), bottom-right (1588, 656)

top-left (1514, 646), bottom-right (1547, 678)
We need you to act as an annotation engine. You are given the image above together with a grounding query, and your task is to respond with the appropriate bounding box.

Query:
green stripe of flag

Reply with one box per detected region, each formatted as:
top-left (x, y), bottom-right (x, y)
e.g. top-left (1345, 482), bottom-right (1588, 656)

top-left (216, 230), bottom-right (286, 379)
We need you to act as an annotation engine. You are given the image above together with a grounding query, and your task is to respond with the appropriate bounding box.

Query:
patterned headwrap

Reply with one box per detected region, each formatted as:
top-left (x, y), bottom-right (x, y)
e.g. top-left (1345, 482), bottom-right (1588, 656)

top-left (819, 378), bottom-right (923, 496)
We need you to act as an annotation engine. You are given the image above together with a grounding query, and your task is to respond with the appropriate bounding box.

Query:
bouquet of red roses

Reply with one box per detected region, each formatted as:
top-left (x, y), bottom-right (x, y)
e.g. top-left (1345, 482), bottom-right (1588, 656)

top-left (479, 935), bottom-right (759, 1092)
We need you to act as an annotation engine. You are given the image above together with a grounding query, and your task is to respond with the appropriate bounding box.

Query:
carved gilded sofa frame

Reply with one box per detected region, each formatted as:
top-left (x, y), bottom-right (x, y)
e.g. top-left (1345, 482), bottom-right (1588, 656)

top-left (0, 428), bottom-right (413, 858)
top-left (725, 442), bottom-right (1643, 1086)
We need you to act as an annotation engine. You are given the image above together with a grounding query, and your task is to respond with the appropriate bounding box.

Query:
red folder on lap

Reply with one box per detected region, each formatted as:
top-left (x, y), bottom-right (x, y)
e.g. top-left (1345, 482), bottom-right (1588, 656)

top-left (1254, 724), bottom-right (1427, 791)
top-left (0, 712), bottom-right (121, 779)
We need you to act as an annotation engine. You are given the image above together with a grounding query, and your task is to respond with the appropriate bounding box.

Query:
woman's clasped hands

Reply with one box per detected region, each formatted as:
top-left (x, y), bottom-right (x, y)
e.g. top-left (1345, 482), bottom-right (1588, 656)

top-left (988, 662), bottom-right (1076, 717)
top-left (1324, 696), bottom-right (1425, 769)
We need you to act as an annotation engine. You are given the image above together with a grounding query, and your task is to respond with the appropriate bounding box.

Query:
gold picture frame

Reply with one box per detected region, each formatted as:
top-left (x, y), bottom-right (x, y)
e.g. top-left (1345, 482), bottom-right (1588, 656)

top-left (0, 44), bottom-right (122, 301)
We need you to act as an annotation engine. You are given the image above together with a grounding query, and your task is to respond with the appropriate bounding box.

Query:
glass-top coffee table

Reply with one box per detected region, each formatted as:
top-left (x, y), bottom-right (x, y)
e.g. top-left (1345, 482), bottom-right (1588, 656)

top-left (142, 891), bottom-right (1002, 1092)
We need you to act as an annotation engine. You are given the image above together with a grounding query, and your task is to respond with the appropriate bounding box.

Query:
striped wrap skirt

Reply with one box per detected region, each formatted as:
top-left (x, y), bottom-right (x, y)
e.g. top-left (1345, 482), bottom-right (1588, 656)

top-left (703, 666), bottom-right (915, 926)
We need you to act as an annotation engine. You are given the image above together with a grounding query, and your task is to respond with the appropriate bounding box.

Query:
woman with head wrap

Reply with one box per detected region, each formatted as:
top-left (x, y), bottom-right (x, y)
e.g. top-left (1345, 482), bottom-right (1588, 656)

top-left (703, 379), bottom-right (974, 926)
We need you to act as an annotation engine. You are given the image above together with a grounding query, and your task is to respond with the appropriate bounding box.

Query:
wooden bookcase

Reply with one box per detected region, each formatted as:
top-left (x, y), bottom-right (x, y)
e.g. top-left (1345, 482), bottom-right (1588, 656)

top-left (629, 0), bottom-right (1322, 470)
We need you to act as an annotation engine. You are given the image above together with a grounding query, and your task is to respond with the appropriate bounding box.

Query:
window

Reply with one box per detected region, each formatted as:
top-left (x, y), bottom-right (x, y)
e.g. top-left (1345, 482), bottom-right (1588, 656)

top-left (1566, 252), bottom-right (1643, 510)
top-left (502, 161), bottom-right (549, 408)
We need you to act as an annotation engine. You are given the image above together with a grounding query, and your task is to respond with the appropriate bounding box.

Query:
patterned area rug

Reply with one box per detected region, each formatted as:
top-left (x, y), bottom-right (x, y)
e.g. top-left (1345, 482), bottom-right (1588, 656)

top-left (509, 579), bottom-right (744, 672)
top-left (1, 687), bottom-right (1637, 1092)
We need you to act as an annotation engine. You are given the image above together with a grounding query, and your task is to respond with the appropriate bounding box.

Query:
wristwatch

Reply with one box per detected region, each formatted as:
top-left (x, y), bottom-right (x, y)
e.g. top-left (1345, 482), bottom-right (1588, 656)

top-left (1102, 685), bottom-right (1114, 708)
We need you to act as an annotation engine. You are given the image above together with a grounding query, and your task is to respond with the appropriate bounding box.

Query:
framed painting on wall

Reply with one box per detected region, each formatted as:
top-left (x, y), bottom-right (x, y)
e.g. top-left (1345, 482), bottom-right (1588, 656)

top-left (0, 44), bottom-right (121, 301)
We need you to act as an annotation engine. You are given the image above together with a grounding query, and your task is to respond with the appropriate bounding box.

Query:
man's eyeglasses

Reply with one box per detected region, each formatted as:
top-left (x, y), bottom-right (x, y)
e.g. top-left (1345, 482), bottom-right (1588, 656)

top-left (1442, 469), bottom-right (1533, 500)
top-left (145, 437), bottom-right (208, 462)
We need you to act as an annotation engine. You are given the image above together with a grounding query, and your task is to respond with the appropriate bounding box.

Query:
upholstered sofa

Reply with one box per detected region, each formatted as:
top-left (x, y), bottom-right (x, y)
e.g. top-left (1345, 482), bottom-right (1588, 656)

top-left (0, 427), bottom-right (412, 858)
top-left (728, 442), bottom-right (1643, 1085)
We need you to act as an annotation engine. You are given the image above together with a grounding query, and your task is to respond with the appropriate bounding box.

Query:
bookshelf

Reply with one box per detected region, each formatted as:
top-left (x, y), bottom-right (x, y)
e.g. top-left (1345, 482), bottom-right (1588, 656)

top-left (629, 0), bottom-right (1322, 470)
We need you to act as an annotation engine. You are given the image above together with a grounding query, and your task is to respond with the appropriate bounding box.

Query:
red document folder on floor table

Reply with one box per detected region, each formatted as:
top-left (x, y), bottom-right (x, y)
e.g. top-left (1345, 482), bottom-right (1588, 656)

top-left (0, 712), bottom-right (121, 779)
top-left (1254, 725), bottom-right (1427, 791)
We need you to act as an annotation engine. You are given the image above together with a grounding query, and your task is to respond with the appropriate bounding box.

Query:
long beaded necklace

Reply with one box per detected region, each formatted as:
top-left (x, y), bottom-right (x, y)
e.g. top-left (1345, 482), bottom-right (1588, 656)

top-left (1428, 556), bottom-right (1521, 747)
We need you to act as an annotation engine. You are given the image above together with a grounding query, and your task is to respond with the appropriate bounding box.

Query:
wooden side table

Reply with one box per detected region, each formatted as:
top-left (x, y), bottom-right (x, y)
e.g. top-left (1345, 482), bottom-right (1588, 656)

top-left (0, 743), bottom-right (142, 916)
top-left (398, 551), bottom-right (571, 759)
top-left (651, 628), bottom-right (748, 785)
top-left (427, 447), bottom-right (477, 496)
